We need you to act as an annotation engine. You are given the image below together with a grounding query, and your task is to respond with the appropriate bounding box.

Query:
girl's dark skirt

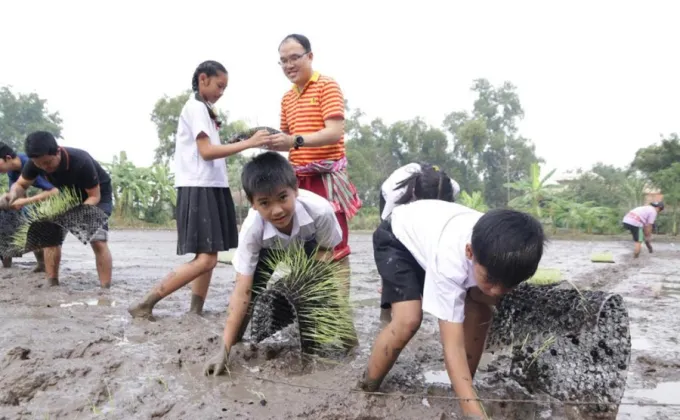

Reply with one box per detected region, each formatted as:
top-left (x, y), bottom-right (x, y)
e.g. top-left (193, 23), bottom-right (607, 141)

top-left (175, 187), bottom-right (239, 255)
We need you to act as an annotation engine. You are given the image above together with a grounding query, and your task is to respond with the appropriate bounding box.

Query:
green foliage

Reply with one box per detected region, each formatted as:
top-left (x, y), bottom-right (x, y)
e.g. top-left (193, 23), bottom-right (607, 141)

top-left (103, 151), bottom-right (177, 224)
top-left (457, 191), bottom-right (489, 212)
top-left (0, 86), bottom-right (63, 150)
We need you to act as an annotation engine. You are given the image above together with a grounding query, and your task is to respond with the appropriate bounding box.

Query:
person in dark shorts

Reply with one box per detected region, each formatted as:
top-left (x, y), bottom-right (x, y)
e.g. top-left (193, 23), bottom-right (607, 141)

top-left (377, 162), bottom-right (460, 323)
top-left (203, 151), bottom-right (351, 377)
top-left (0, 141), bottom-right (58, 271)
top-left (622, 202), bottom-right (664, 258)
top-left (358, 200), bottom-right (545, 419)
top-left (4, 132), bottom-right (114, 288)
top-left (128, 60), bottom-right (270, 319)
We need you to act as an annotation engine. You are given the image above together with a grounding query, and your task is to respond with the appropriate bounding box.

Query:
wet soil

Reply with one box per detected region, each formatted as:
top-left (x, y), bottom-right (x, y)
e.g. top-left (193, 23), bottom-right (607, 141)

top-left (0, 231), bottom-right (678, 419)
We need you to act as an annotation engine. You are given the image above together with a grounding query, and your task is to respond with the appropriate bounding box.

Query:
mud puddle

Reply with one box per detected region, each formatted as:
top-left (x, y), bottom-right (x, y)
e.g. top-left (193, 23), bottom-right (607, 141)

top-left (1, 231), bottom-right (679, 419)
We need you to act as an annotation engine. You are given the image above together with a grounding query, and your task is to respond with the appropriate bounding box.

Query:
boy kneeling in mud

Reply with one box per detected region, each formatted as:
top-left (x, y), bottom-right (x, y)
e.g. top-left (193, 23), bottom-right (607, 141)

top-left (204, 151), bottom-right (354, 375)
top-left (358, 200), bottom-right (545, 418)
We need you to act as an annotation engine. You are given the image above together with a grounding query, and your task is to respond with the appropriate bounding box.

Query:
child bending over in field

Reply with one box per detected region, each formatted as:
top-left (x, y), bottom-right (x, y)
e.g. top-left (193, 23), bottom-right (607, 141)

top-left (359, 200), bottom-right (545, 419)
top-left (377, 162), bottom-right (460, 323)
top-left (203, 151), bottom-right (354, 376)
top-left (622, 201), bottom-right (664, 258)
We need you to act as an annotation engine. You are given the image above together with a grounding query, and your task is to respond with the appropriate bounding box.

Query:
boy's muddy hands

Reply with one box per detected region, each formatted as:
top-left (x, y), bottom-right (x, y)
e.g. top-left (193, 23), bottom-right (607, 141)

top-left (203, 345), bottom-right (230, 377)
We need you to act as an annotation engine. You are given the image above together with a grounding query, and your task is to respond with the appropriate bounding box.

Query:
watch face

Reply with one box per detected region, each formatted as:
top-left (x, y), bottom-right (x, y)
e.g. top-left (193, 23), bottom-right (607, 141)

top-left (295, 136), bottom-right (304, 146)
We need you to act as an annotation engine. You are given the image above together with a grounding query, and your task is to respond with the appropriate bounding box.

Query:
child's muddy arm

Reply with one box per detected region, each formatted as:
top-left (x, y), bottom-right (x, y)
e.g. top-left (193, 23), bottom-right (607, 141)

top-left (222, 273), bottom-right (255, 351)
top-left (439, 320), bottom-right (485, 418)
top-left (204, 272), bottom-right (255, 377)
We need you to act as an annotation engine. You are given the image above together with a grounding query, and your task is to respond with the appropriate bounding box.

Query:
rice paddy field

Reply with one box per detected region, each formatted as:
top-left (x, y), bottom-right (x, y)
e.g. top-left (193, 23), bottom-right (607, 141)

top-left (0, 230), bottom-right (678, 419)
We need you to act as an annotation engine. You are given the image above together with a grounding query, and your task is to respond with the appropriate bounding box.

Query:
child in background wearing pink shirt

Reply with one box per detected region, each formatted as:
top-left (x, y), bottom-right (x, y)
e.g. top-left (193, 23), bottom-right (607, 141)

top-left (622, 201), bottom-right (664, 258)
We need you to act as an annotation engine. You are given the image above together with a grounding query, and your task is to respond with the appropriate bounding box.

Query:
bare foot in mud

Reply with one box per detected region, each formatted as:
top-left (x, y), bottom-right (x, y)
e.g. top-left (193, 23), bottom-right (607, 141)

top-left (32, 264), bottom-right (45, 273)
top-left (47, 277), bottom-right (59, 287)
top-left (2, 256), bottom-right (11, 268)
top-left (203, 345), bottom-right (229, 377)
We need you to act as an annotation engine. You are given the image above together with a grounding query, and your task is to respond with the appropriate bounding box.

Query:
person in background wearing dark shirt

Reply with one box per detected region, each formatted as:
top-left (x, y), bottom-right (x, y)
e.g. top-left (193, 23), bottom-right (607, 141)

top-left (2, 131), bottom-right (114, 288)
top-left (0, 141), bottom-right (59, 271)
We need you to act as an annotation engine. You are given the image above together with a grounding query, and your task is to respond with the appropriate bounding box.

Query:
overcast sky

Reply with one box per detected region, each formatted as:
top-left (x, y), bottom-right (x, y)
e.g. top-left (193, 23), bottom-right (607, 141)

top-left (1, 0), bottom-right (678, 179)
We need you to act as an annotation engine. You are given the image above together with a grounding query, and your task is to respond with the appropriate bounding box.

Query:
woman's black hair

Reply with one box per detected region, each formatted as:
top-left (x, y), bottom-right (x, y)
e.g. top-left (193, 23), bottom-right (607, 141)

top-left (279, 34), bottom-right (312, 53)
top-left (191, 60), bottom-right (227, 129)
top-left (393, 163), bottom-right (455, 205)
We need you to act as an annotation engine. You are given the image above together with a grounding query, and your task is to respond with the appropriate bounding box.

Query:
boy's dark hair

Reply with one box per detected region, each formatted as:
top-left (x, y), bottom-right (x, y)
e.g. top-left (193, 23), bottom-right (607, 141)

top-left (25, 131), bottom-right (59, 158)
top-left (279, 34), bottom-right (312, 53)
top-left (191, 60), bottom-right (228, 128)
top-left (394, 163), bottom-right (454, 205)
top-left (0, 142), bottom-right (17, 160)
top-left (471, 209), bottom-right (546, 289)
top-left (242, 151), bottom-right (298, 202)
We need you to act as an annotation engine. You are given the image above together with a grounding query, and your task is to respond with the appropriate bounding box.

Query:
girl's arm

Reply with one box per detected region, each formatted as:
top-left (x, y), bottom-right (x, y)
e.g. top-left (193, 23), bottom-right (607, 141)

top-left (196, 130), bottom-right (271, 161)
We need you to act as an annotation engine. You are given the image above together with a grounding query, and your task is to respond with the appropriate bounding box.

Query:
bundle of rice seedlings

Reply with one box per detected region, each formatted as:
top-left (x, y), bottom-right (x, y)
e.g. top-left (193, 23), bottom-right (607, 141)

top-left (249, 245), bottom-right (355, 355)
top-left (527, 268), bottom-right (562, 286)
top-left (11, 188), bottom-right (109, 252)
top-left (226, 126), bottom-right (281, 144)
top-left (591, 252), bottom-right (615, 263)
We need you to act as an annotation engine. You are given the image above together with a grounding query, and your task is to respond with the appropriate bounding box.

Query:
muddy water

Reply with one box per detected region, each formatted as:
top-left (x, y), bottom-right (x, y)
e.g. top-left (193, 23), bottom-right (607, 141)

top-left (0, 231), bottom-right (678, 419)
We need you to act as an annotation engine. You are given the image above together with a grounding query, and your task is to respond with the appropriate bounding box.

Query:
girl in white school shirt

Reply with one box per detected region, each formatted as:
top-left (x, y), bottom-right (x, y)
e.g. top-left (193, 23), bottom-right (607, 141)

top-left (379, 162), bottom-right (460, 221)
top-left (128, 60), bottom-right (270, 319)
top-left (378, 162), bottom-right (460, 322)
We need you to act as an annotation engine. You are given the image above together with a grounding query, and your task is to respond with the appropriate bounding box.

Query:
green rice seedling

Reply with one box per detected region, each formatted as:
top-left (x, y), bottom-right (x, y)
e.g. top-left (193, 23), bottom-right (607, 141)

top-left (591, 252), bottom-right (615, 263)
top-left (11, 187), bottom-right (82, 250)
top-left (252, 245), bottom-right (355, 354)
top-left (527, 268), bottom-right (562, 286)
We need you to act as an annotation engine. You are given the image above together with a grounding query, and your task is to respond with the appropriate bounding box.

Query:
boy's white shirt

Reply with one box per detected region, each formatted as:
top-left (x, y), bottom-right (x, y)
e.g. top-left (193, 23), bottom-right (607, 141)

top-left (380, 163), bottom-right (462, 221)
top-left (173, 96), bottom-right (229, 188)
top-left (232, 189), bottom-right (343, 276)
top-left (390, 200), bottom-right (483, 323)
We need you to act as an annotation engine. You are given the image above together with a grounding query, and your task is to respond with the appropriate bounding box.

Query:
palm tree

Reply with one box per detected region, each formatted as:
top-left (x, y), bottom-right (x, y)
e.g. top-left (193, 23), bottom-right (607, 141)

top-left (506, 162), bottom-right (558, 219)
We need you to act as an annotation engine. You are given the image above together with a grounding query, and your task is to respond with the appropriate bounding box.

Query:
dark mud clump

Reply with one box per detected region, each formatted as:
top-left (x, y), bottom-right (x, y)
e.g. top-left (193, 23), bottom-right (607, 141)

top-left (485, 282), bottom-right (632, 419)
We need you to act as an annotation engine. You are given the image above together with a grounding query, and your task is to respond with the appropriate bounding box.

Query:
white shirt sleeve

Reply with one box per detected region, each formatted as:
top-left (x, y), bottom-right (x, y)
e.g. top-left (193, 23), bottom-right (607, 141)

top-left (186, 100), bottom-right (214, 142)
top-left (314, 204), bottom-right (343, 249)
top-left (421, 227), bottom-right (470, 323)
top-left (231, 210), bottom-right (264, 276)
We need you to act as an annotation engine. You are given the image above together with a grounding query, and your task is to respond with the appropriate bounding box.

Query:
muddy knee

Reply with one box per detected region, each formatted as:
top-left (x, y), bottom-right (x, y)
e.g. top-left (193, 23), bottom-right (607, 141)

top-left (392, 313), bottom-right (422, 342)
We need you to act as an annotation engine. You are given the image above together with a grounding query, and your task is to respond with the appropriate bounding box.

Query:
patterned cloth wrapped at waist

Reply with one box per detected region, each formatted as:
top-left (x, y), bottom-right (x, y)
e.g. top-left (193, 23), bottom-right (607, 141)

top-left (293, 156), bottom-right (362, 219)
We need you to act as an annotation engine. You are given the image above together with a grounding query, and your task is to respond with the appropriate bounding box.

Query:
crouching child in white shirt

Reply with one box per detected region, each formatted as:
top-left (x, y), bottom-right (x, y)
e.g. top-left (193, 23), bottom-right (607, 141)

top-left (358, 200), bottom-right (546, 418)
top-left (203, 151), bottom-right (348, 376)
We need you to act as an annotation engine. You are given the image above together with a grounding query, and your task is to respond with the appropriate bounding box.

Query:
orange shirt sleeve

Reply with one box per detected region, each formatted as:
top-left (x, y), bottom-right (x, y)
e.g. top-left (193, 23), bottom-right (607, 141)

top-left (320, 80), bottom-right (345, 121)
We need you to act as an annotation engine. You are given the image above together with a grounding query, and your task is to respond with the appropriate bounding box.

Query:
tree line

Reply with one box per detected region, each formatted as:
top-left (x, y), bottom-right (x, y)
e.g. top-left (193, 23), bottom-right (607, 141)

top-left (1, 83), bottom-right (678, 235)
